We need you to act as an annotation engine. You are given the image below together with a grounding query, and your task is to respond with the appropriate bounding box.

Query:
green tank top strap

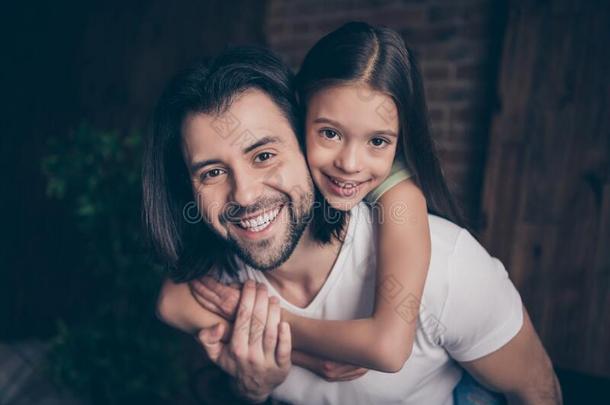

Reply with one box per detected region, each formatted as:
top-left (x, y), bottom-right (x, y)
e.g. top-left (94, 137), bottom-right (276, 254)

top-left (364, 156), bottom-right (412, 204)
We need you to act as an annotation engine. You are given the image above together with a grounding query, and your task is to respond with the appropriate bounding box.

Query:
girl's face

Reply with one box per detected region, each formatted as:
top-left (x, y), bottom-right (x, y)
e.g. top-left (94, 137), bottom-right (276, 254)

top-left (305, 83), bottom-right (399, 211)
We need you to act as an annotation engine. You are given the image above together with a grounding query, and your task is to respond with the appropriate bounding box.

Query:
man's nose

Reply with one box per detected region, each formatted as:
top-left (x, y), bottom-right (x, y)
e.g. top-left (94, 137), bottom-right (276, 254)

top-left (334, 143), bottom-right (363, 174)
top-left (229, 168), bottom-right (263, 208)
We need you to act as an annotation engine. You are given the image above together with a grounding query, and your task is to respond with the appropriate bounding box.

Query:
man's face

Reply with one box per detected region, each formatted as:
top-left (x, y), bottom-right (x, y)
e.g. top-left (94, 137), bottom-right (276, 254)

top-left (181, 89), bottom-right (314, 271)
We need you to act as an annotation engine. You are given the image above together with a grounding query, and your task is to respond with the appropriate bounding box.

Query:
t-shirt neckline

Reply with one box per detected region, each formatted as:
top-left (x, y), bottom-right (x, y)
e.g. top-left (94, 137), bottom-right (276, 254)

top-left (257, 204), bottom-right (360, 314)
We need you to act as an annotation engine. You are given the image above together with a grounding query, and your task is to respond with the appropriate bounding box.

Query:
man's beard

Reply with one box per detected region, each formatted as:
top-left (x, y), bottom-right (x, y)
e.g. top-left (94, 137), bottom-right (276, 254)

top-left (220, 185), bottom-right (314, 272)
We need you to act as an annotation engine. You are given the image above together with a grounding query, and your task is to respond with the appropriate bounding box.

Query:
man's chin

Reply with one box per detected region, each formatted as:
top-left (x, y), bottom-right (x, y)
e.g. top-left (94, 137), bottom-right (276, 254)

top-left (227, 212), bottom-right (309, 271)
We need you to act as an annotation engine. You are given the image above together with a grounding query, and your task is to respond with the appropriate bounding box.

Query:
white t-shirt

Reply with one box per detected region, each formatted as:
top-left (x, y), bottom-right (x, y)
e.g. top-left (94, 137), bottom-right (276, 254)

top-left (224, 203), bottom-right (523, 405)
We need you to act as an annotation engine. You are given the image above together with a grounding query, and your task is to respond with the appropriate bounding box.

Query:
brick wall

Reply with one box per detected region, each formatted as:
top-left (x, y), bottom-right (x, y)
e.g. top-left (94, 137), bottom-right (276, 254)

top-left (264, 0), bottom-right (507, 226)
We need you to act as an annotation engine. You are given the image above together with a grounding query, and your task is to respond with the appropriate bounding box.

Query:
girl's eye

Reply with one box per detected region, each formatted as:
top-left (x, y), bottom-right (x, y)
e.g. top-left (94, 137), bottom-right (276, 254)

top-left (370, 137), bottom-right (390, 148)
top-left (320, 128), bottom-right (340, 140)
top-left (201, 168), bottom-right (226, 181)
top-left (254, 151), bottom-right (275, 163)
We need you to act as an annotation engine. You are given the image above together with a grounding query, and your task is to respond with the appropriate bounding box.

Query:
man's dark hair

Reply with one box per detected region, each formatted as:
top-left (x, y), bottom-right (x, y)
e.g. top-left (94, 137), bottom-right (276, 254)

top-left (142, 46), bottom-right (346, 282)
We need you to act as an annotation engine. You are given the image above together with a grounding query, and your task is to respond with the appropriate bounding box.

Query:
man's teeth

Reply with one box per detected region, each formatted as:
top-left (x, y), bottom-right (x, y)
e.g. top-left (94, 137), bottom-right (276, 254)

top-left (330, 177), bottom-right (359, 188)
top-left (239, 207), bottom-right (281, 232)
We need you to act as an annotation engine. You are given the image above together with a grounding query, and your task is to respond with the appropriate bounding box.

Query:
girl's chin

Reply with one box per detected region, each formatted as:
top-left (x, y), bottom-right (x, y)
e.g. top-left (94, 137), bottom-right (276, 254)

top-left (322, 195), bottom-right (360, 212)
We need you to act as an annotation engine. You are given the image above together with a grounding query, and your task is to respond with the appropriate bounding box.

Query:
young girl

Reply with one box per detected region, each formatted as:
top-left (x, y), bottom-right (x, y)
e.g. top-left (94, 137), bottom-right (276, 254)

top-left (158, 22), bottom-right (461, 377)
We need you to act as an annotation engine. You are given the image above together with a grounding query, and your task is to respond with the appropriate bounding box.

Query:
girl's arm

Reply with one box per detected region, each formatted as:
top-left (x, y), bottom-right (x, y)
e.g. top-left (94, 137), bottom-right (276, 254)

top-left (156, 278), bottom-right (367, 381)
top-left (283, 179), bottom-right (430, 372)
top-left (156, 278), bottom-right (230, 335)
top-left (195, 179), bottom-right (431, 372)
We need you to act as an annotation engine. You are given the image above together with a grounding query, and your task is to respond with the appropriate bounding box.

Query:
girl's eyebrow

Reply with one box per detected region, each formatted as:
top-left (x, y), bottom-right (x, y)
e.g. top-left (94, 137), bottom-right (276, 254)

top-left (313, 117), bottom-right (344, 128)
top-left (371, 130), bottom-right (398, 138)
top-left (313, 117), bottom-right (397, 137)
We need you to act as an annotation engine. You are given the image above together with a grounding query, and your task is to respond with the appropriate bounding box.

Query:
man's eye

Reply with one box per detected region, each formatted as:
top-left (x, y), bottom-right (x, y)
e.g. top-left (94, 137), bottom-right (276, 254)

top-left (201, 168), bottom-right (225, 181)
top-left (370, 137), bottom-right (389, 148)
top-left (254, 152), bottom-right (275, 163)
top-left (320, 129), bottom-right (340, 140)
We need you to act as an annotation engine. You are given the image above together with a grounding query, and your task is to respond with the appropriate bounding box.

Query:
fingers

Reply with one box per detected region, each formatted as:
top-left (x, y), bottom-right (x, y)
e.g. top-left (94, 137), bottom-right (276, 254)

top-left (249, 283), bottom-right (269, 351)
top-left (263, 296), bottom-right (280, 357)
top-left (191, 280), bottom-right (223, 307)
top-left (343, 368), bottom-right (368, 380)
top-left (276, 321), bottom-right (292, 369)
top-left (191, 286), bottom-right (224, 315)
top-left (190, 281), bottom-right (237, 322)
top-left (194, 277), bottom-right (242, 319)
top-left (198, 323), bottom-right (225, 363)
top-left (232, 280), bottom-right (256, 353)
top-left (203, 277), bottom-right (241, 302)
top-left (319, 361), bottom-right (369, 381)
top-left (202, 276), bottom-right (233, 295)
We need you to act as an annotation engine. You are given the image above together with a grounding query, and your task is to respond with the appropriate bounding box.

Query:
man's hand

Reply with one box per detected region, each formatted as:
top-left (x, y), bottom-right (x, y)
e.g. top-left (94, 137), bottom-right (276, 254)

top-left (190, 276), bottom-right (242, 321)
top-left (198, 280), bottom-right (291, 403)
top-left (194, 279), bottom-right (368, 382)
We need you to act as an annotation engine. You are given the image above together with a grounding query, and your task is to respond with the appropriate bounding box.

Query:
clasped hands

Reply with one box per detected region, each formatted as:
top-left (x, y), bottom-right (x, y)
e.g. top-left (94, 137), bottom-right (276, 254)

top-left (190, 276), bottom-right (368, 401)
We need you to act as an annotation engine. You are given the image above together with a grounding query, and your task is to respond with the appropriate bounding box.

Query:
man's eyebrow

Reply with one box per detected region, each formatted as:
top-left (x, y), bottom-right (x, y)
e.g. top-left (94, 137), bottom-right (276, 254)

top-left (313, 117), bottom-right (397, 137)
top-left (242, 135), bottom-right (282, 154)
top-left (189, 158), bottom-right (222, 174)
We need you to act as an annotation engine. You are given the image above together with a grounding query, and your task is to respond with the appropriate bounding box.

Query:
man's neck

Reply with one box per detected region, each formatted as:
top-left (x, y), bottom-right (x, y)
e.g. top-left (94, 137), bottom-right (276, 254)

top-left (263, 222), bottom-right (346, 308)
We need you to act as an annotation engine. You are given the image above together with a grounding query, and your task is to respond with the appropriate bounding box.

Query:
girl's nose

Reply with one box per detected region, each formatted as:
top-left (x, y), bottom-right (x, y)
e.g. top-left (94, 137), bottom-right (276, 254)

top-left (334, 144), bottom-right (363, 174)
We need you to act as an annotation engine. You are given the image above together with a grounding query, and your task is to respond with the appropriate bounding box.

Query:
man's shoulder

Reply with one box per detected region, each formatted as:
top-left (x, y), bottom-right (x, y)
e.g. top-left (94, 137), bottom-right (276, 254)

top-left (416, 215), bottom-right (473, 328)
top-left (351, 203), bottom-right (466, 259)
top-left (428, 215), bottom-right (465, 256)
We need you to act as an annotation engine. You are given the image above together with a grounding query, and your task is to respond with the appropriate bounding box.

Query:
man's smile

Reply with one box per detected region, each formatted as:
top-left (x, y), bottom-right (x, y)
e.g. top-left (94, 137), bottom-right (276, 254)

top-left (229, 204), bottom-right (285, 239)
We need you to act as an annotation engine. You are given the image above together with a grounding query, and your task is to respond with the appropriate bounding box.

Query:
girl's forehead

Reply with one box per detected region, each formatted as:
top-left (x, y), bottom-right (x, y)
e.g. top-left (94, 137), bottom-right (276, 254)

top-left (306, 83), bottom-right (399, 133)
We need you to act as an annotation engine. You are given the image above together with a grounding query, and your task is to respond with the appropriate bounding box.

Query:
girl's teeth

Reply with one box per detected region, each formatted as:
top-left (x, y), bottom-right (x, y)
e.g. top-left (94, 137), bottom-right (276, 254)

top-left (331, 177), bottom-right (358, 188)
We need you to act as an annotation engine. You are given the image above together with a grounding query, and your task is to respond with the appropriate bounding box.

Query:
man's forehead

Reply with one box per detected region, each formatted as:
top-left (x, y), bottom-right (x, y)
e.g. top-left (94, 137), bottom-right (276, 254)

top-left (182, 90), bottom-right (300, 169)
top-left (183, 112), bottom-right (291, 151)
top-left (191, 89), bottom-right (296, 142)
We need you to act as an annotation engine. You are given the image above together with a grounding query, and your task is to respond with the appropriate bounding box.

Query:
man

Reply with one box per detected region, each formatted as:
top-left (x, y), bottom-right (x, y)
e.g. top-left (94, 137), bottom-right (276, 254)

top-left (143, 46), bottom-right (562, 404)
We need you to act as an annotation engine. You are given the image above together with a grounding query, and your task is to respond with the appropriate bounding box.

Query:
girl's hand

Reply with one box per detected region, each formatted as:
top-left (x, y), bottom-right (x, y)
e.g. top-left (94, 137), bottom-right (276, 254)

top-left (190, 276), bottom-right (242, 321)
top-left (292, 350), bottom-right (369, 382)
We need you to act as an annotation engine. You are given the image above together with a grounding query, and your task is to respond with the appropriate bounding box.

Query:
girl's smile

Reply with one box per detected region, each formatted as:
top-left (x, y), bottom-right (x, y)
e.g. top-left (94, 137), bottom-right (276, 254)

top-left (322, 172), bottom-right (372, 199)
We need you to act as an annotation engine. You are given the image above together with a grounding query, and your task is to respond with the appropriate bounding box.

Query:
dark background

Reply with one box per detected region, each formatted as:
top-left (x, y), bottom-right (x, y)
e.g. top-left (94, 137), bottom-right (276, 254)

top-left (2, 0), bottom-right (267, 340)
top-left (1, 0), bottom-right (609, 403)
